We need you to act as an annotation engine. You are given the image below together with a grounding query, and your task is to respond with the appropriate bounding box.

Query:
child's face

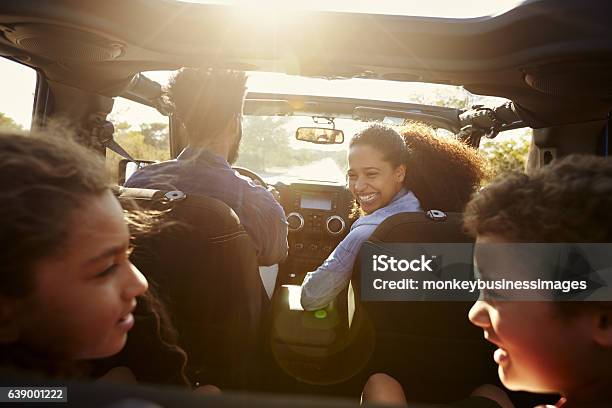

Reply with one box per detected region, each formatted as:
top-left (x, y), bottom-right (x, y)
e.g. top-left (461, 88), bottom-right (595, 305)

top-left (468, 234), bottom-right (595, 394)
top-left (347, 144), bottom-right (406, 214)
top-left (19, 190), bottom-right (148, 360)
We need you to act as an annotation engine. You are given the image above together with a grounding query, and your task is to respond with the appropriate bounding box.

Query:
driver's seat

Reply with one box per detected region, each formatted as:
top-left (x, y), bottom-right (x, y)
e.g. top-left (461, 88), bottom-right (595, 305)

top-left (117, 187), bottom-right (268, 389)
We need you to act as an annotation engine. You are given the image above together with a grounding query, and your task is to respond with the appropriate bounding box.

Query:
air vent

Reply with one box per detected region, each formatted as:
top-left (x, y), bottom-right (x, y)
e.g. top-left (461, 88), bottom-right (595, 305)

top-left (3, 24), bottom-right (123, 62)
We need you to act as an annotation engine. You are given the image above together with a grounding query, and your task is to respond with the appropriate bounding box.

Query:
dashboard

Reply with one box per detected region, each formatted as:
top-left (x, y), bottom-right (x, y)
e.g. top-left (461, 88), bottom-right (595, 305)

top-left (275, 181), bottom-right (354, 284)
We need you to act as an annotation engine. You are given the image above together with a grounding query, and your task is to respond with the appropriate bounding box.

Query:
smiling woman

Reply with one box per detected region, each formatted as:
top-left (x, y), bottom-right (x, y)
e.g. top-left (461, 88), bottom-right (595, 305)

top-left (300, 122), bottom-right (487, 311)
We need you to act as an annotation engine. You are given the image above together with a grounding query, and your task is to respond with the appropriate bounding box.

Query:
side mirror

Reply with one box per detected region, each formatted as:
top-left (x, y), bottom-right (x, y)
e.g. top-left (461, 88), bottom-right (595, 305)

top-left (118, 159), bottom-right (156, 185)
top-left (295, 127), bottom-right (344, 144)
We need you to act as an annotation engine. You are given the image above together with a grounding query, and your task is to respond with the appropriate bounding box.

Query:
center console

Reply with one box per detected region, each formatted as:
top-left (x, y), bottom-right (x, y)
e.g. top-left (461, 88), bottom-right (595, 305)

top-left (277, 181), bottom-right (353, 284)
top-left (270, 181), bottom-right (357, 385)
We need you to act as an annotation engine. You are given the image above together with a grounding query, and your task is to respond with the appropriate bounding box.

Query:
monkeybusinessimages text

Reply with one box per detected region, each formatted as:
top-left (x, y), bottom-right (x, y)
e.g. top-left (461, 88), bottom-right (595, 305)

top-left (371, 254), bottom-right (587, 294)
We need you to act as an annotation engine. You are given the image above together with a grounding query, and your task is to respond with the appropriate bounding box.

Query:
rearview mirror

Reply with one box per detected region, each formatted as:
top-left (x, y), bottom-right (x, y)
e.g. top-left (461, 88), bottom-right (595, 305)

top-left (295, 127), bottom-right (344, 144)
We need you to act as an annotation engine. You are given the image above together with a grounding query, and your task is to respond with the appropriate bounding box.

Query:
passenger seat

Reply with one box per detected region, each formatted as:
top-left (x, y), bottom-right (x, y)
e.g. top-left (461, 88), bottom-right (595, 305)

top-left (349, 210), bottom-right (498, 403)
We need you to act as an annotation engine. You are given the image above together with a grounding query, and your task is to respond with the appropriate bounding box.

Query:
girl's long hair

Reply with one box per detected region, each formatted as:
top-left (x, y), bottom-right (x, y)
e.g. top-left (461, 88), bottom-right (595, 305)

top-left (0, 131), bottom-right (188, 385)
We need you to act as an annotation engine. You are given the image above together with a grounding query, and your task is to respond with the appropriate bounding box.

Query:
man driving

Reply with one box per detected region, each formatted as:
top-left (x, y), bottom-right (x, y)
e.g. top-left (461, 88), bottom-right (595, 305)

top-left (125, 68), bottom-right (288, 266)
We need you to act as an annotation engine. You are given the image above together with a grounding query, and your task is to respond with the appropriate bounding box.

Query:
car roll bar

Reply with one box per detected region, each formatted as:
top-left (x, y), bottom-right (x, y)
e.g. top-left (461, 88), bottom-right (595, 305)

top-left (115, 73), bottom-right (173, 116)
top-left (353, 106), bottom-right (461, 134)
top-left (457, 102), bottom-right (526, 147)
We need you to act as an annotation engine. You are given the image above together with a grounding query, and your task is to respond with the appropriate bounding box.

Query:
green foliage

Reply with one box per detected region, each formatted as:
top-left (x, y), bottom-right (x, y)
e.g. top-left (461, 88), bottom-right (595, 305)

top-left (140, 122), bottom-right (170, 149)
top-left (106, 121), bottom-right (170, 183)
top-left (0, 112), bottom-right (23, 132)
top-left (480, 131), bottom-right (531, 180)
top-left (238, 116), bottom-right (293, 170)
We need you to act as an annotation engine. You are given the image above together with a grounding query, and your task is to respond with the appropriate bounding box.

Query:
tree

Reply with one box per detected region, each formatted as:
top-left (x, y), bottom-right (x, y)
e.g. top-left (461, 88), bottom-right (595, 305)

top-left (238, 116), bottom-right (293, 170)
top-left (480, 130), bottom-right (531, 180)
top-left (105, 122), bottom-right (170, 183)
top-left (140, 122), bottom-right (169, 149)
top-left (0, 112), bottom-right (23, 132)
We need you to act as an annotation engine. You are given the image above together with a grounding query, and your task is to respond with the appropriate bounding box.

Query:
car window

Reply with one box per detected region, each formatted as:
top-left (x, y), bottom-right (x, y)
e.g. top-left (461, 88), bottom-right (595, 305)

top-left (479, 128), bottom-right (531, 180)
top-left (106, 96), bottom-right (171, 183)
top-left (0, 57), bottom-right (36, 132)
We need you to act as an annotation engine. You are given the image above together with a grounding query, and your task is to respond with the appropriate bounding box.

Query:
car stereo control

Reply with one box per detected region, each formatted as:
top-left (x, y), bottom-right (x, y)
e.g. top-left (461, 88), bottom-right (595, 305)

top-left (287, 212), bottom-right (304, 232)
top-left (326, 215), bottom-right (345, 235)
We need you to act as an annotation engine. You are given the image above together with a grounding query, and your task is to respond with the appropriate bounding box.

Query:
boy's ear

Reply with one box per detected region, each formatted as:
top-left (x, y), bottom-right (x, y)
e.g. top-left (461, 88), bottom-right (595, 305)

top-left (591, 308), bottom-right (612, 347)
top-left (0, 298), bottom-right (21, 344)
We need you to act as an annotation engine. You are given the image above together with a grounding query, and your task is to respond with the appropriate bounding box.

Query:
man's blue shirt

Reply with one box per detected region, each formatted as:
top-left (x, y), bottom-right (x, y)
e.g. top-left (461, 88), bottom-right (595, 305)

top-left (125, 147), bottom-right (288, 265)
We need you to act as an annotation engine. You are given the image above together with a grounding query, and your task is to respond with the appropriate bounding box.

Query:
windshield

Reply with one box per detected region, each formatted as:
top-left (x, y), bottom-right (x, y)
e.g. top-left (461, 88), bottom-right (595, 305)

top-left (235, 116), bottom-right (368, 184)
top-left (235, 115), bottom-right (430, 184)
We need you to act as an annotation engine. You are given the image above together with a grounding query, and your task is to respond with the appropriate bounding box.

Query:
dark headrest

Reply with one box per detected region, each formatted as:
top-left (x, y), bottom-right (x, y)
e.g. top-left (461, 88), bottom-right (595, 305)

top-left (117, 187), bottom-right (241, 238)
top-left (371, 211), bottom-right (472, 243)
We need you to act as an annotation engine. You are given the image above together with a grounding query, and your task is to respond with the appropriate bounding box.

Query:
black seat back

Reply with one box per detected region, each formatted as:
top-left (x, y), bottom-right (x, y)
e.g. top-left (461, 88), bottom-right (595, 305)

top-left (118, 188), bottom-right (267, 389)
top-left (351, 212), bottom-right (498, 403)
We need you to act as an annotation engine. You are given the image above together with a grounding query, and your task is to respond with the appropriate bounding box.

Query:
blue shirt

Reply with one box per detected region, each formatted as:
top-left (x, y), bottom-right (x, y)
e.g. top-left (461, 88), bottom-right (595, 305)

top-left (300, 189), bottom-right (421, 310)
top-left (125, 147), bottom-right (288, 266)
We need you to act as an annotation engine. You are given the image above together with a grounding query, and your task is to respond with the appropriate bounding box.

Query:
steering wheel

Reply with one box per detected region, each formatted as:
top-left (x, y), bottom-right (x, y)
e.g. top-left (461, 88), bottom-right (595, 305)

top-left (232, 166), bottom-right (268, 188)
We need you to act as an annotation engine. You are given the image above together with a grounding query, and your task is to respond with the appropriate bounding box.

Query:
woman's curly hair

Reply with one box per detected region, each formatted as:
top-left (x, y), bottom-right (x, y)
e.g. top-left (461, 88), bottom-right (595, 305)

top-left (464, 154), bottom-right (612, 243)
top-left (401, 122), bottom-right (489, 212)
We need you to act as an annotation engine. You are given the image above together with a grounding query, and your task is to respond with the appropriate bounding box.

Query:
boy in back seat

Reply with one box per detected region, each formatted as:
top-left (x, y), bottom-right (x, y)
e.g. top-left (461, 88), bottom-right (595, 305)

top-left (363, 154), bottom-right (611, 408)
top-left (465, 154), bottom-right (612, 407)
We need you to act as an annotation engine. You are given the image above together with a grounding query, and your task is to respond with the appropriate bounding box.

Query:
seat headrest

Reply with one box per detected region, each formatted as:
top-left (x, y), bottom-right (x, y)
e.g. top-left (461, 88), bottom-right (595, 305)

top-left (371, 211), bottom-right (472, 243)
top-left (117, 187), bottom-right (242, 235)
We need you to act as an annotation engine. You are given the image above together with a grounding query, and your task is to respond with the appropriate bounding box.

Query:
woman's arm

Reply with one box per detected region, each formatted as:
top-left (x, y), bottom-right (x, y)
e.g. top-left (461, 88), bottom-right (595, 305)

top-left (300, 224), bottom-right (376, 310)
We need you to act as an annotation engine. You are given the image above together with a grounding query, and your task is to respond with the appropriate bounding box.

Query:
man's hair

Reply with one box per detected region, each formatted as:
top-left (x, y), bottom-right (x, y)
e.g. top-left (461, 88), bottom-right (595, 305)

top-left (167, 68), bottom-right (247, 144)
top-left (464, 154), bottom-right (612, 243)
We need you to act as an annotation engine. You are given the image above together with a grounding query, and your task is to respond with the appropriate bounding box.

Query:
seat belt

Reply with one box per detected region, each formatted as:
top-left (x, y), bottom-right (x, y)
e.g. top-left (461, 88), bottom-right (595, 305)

top-left (91, 119), bottom-right (136, 162)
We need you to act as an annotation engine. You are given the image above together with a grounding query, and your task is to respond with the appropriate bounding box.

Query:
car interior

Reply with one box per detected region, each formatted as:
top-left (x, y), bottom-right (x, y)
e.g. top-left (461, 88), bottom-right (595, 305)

top-left (1, 0), bottom-right (611, 407)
